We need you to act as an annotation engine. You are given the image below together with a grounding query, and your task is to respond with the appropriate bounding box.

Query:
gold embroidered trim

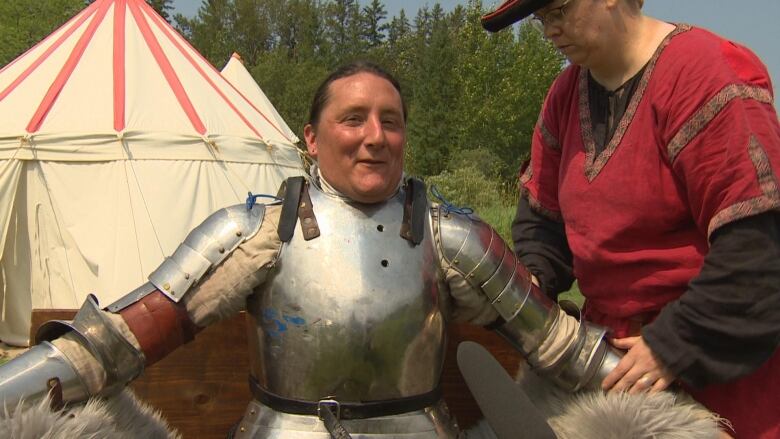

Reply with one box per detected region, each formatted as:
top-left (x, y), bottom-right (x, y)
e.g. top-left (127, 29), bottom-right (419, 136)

top-left (579, 24), bottom-right (692, 181)
top-left (708, 135), bottom-right (780, 237)
top-left (537, 116), bottom-right (561, 152)
top-left (667, 84), bottom-right (773, 162)
top-left (519, 185), bottom-right (563, 222)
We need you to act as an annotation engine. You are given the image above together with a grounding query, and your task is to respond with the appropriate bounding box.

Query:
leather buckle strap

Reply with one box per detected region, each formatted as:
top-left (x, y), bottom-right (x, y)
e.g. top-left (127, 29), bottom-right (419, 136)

top-left (248, 376), bottom-right (442, 420)
top-left (317, 399), bottom-right (352, 439)
top-left (317, 398), bottom-right (341, 420)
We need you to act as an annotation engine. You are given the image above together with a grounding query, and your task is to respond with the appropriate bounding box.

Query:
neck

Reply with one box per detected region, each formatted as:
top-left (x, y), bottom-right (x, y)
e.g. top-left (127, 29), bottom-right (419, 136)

top-left (589, 15), bottom-right (674, 90)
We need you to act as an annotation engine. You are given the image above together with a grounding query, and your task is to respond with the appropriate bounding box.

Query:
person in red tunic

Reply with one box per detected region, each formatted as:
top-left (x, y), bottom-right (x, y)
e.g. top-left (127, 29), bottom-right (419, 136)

top-left (482, 0), bottom-right (780, 438)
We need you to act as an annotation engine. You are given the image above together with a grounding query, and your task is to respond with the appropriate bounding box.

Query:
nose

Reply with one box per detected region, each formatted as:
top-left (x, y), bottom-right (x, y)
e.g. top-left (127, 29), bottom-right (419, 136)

top-left (543, 22), bottom-right (562, 39)
top-left (364, 115), bottom-right (386, 147)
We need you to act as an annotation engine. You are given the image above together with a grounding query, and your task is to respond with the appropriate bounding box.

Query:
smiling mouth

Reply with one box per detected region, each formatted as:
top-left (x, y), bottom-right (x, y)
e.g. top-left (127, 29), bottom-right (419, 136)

top-left (358, 160), bottom-right (385, 166)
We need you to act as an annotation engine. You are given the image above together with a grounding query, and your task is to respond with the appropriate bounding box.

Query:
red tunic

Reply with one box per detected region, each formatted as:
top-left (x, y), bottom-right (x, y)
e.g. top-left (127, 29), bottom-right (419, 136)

top-left (521, 25), bottom-right (780, 438)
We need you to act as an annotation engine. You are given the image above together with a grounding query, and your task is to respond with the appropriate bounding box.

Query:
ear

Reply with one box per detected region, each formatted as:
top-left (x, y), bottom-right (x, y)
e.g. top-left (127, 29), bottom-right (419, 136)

top-left (303, 124), bottom-right (318, 159)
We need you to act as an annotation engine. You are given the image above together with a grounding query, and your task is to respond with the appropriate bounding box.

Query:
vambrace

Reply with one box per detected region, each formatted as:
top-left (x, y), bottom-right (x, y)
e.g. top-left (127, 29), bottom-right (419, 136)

top-left (437, 207), bottom-right (621, 392)
top-left (0, 204), bottom-right (266, 410)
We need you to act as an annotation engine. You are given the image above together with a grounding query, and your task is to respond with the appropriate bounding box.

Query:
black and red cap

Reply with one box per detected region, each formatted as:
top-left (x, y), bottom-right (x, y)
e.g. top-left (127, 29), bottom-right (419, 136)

top-left (481, 0), bottom-right (554, 32)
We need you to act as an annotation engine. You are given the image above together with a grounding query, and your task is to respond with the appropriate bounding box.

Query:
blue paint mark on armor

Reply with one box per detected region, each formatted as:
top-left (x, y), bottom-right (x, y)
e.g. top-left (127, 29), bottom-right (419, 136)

top-left (284, 315), bottom-right (306, 326)
top-left (262, 308), bottom-right (306, 339)
top-left (263, 308), bottom-right (279, 320)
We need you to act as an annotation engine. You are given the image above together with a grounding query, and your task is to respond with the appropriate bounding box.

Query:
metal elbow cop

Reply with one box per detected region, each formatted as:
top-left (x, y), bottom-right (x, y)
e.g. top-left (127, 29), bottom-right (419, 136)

top-left (436, 207), bottom-right (621, 392)
top-left (0, 204), bottom-right (266, 409)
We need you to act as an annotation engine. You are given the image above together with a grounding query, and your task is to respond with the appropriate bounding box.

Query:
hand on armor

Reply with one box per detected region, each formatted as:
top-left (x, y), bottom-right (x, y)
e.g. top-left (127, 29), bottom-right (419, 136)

top-left (601, 336), bottom-right (675, 394)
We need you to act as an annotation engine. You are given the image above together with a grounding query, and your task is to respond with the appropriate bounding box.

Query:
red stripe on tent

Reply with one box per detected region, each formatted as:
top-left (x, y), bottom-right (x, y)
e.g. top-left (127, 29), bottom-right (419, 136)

top-left (146, 8), bottom-right (294, 143)
top-left (26, 0), bottom-right (111, 133)
top-left (128, 0), bottom-right (205, 135)
top-left (0, 2), bottom-right (99, 103)
top-left (113, 0), bottom-right (127, 131)
top-left (145, 8), bottom-right (263, 139)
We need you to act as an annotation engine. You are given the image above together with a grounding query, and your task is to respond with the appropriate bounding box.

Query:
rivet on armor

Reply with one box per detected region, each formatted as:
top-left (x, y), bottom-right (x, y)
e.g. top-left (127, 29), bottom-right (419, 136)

top-left (453, 259), bottom-right (460, 265)
top-left (300, 202), bottom-right (307, 208)
top-left (219, 247), bottom-right (226, 254)
top-left (250, 409), bottom-right (256, 415)
top-left (236, 231), bottom-right (243, 237)
top-left (377, 224), bottom-right (384, 232)
top-left (184, 273), bottom-right (190, 280)
top-left (163, 283), bottom-right (170, 291)
top-left (469, 273), bottom-right (475, 278)
top-left (381, 259), bottom-right (389, 267)
top-left (240, 426), bottom-right (246, 432)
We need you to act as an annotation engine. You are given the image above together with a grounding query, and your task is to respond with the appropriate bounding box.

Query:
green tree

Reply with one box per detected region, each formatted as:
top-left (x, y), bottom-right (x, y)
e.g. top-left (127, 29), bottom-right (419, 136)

top-left (404, 3), bottom-right (459, 177)
top-left (175, 0), bottom-right (236, 67)
top-left (0, 0), bottom-right (84, 67)
top-left (146, 0), bottom-right (174, 22)
top-left (361, 0), bottom-right (388, 48)
top-left (448, 0), bottom-right (563, 185)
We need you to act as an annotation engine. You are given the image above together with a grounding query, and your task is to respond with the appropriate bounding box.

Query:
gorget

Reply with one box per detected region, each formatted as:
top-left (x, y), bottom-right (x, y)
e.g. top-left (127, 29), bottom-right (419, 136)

top-left (246, 182), bottom-right (446, 402)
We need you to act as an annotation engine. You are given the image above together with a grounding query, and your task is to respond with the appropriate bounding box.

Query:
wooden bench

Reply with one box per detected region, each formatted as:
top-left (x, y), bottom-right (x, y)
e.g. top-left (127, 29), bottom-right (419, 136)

top-left (31, 310), bottom-right (522, 439)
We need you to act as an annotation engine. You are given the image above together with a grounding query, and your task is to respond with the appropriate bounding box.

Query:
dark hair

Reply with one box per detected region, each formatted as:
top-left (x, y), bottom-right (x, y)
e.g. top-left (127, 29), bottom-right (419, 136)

top-left (307, 61), bottom-right (407, 127)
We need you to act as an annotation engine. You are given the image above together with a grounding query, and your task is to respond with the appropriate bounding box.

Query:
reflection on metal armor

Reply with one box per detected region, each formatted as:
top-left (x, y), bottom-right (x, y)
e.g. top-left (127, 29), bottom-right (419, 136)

top-left (148, 204), bottom-right (267, 303)
top-left (0, 341), bottom-right (90, 409)
top-left (436, 208), bottom-right (622, 392)
top-left (248, 185), bottom-right (445, 400)
top-left (0, 204), bottom-right (267, 410)
top-left (242, 183), bottom-right (457, 438)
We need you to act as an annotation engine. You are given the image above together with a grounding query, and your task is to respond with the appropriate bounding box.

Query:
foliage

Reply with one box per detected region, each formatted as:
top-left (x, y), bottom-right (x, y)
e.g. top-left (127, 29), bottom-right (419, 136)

top-left (169, 0), bottom-right (564, 189)
top-left (0, 0), bottom-right (566, 245)
top-left (0, 0), bottom-right (84, 67)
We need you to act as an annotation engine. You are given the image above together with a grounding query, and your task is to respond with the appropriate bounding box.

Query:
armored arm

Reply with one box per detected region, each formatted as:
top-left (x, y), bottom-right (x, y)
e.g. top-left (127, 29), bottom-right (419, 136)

top-left (0, 204), bottom-right (266, 409)
top-left (436, 207), bottom-right (621, 392)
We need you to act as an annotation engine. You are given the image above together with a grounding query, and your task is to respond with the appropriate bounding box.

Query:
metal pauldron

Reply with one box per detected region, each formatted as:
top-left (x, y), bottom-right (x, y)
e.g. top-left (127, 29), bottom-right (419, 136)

top-left (148, 204), bottom-right (266, 302)
top-left (436, 207), bottom-right (622, 392)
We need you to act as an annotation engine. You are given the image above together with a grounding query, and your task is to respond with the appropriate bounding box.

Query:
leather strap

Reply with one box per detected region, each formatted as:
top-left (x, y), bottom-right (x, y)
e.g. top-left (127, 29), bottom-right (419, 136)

top-left (319, 402), bottom-right (353, 439)
top-left (278, 176), bottom-right (305, 242)
top-left (298, 182), bottom-right (320, 241)
top-left (119, 290), bottom-right (199, 366)
top-left (249, 376), bottom-right (442, 420)
top-left (400, 177), bottom-right (426, 245)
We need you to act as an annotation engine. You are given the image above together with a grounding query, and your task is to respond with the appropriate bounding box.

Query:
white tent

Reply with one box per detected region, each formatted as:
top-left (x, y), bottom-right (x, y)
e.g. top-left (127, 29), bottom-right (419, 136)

top-left (0, 0), bottom-right (304, 346)
top-left (220, 52), bottom-right (299, 145)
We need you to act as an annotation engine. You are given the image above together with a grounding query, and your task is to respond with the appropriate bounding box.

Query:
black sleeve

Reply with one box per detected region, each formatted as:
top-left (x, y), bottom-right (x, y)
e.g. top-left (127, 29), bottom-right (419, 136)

top-left (643, 211), bottom-right (780, 388)
top-left (511, 196), bottom-right (575, 300)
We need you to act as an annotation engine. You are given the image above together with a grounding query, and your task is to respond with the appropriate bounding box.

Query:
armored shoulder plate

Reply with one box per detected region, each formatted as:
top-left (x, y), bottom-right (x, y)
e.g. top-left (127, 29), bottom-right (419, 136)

top-left (149, 204), bottom-right (266, 302)
top-left (437, 207), bottom-right (534, 302)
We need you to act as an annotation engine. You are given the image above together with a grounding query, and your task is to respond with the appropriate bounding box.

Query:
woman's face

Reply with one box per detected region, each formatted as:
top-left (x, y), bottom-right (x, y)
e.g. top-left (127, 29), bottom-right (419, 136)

top-left (304, 72), bottom-right (406, 204)
top-left (538, 0), bottom-right (615, 69)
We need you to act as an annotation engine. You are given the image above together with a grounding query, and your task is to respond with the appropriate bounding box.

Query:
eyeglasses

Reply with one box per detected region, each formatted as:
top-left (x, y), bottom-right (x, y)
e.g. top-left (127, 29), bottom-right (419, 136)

top-left (530, 0), bottom-right (574, 30)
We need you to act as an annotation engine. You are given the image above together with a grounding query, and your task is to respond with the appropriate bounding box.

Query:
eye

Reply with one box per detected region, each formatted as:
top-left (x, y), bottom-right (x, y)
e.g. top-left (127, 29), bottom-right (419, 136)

top-left (342, 114), bottom-right (364, 125)
top-left (382, 117), bottom-right (401, 128)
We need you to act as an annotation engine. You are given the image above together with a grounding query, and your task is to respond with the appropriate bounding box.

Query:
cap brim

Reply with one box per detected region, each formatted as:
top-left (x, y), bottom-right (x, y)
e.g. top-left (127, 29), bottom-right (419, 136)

top-left (481, 0), bottom-right (553, 32)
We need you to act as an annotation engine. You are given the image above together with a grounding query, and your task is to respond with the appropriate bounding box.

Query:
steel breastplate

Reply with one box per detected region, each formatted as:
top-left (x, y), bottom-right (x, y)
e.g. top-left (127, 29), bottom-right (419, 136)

top-left (247, 184), bottom-right (446, 402)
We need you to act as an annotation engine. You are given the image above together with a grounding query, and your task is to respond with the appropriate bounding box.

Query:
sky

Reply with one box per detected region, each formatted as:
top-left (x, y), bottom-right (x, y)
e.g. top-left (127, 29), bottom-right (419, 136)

top-left (171, 0), bottom-right (780, 97)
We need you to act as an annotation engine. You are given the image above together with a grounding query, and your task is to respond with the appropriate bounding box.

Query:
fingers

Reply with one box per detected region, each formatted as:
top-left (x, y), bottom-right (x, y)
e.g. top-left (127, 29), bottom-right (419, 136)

top-left (601, 354), bottom-right (634, 390)
top-left (628, 373), bottom-right (655, 394)
top-left (609, 336), bottom-right (640, 350)
top-left (609, 365), bottom-right (646, 394)
top-left (651, 375), bottom-right (673, 392)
